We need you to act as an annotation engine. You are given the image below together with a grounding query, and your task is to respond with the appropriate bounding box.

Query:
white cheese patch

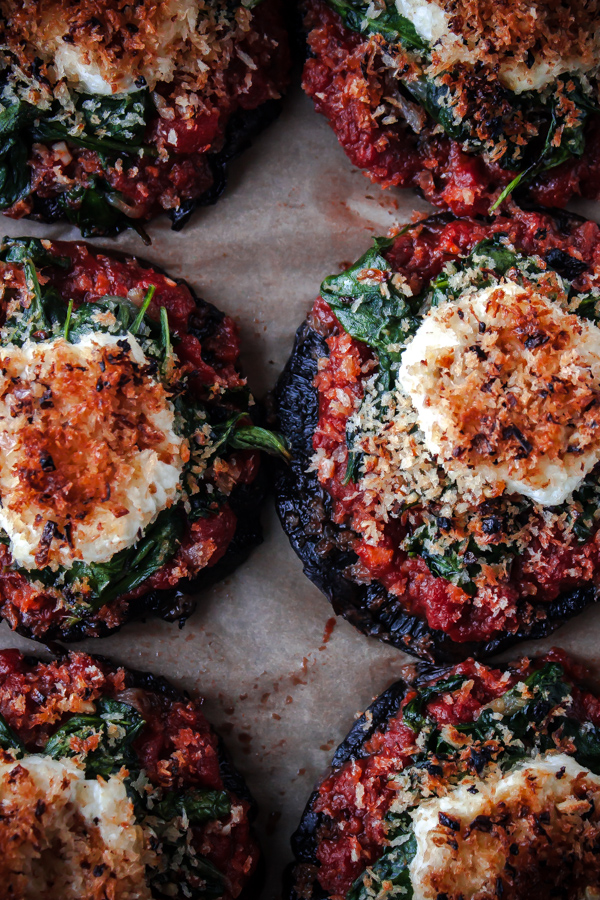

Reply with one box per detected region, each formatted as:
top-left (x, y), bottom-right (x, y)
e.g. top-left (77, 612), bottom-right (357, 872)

top-left (0, 332), bottom-right (185, 570)
top-left (0, 754), bottom-right (152, 898)
top-left (394, 0), bottom-right (449, 44)
top-left (398, 282), bottom-right (600, 506)
top-left (409, 753), bottom-right (600, 900)
top-left (52, 45), bottom-right (136, 96)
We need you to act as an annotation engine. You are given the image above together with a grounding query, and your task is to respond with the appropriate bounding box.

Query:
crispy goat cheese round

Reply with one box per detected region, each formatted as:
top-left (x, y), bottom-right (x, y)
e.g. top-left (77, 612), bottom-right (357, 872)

top-left (0, 332), bottom-right (185, 570)
top-left (398, 281), bottom-right (600, 506)
top-left (0, 754), bottom-right (153, 899)
top-left (409, 752), bottom-right (600, 900)
top-left (14, 0), bottom-right (206, 94)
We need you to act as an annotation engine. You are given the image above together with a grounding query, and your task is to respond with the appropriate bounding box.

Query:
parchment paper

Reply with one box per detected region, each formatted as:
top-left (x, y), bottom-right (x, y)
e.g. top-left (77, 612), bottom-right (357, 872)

top-left (1, 83), bottom-right (600, 899)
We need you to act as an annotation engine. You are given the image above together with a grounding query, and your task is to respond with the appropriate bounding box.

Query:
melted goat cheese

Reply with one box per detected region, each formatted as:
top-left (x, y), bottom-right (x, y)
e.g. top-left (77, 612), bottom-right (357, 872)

top-left (0, 332), bottom-right (185, 570)
top-left (0, 754), bottom-right (152, 898)
top-left (398, 281), bottom-right (600, 506)
top-left (409, 753), bottom-right (600, 900)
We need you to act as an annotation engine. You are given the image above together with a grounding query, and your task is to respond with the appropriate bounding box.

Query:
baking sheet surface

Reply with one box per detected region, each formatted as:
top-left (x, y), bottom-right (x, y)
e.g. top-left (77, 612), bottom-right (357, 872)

top-left (1, 84), bottom-right (600, 898)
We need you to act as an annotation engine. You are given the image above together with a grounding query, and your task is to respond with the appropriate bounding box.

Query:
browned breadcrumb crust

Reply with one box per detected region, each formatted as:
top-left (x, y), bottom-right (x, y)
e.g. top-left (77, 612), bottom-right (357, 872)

top-left (3, 0), bottom-right (263, 101)
top-left (440, 0), bottom-right (600, 69)
top-left (405, 282), bottom-right (600, 483)
top-left (0, 755), bottom-right (151, 900)
top-left (285, 651), bottom-right (600, 900)
top-left (0, 336), bottom-right (183, 567)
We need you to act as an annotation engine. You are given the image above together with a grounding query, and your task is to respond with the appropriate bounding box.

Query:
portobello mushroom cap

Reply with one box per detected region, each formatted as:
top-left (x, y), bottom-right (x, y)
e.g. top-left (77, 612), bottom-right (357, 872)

top-left (0, 239), bottom-right (276, 642)
top-left (273, 209), bottom-right (600, 663)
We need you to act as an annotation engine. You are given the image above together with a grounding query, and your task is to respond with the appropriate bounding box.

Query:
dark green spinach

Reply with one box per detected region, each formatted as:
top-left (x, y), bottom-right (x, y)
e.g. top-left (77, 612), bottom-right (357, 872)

top-left (402, 674), bottom-right (467, 733)
top-left (0, 712), bottom-right (24, 754)
top-left (211, 412), bottom-right (290, 462)
top-left (151, 789), bottom-right (231, 824)
top-left (320, 236), bottom-right (417, 373)
top-left (347, 827), bottom-right (417, 900)
top-left (61, 509), bottom-right (185, 620)
top-left (350, 663), bottom-right (600, 899)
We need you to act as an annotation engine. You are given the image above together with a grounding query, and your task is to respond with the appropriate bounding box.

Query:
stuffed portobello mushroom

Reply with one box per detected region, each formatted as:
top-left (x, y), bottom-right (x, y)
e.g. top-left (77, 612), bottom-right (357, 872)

top-left (0, 648), bottom-right (260, 899)
top-left (274, 210), bottom-right (600, 662)
top-left (0, 236), bottom-right (288, 642)
top-left (286, 649), bottom-right (600, 900)
top-left (302, 0), bottom-right (600, 215)
top-left (0, 0), bottom-right (289, 238)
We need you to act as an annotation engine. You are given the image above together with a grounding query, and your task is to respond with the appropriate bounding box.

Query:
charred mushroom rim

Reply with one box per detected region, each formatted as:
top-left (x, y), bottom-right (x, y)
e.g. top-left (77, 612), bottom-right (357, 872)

top-left (274, 210), bottom-right (600, 662)
top-left (0, 0), bottom-right (289, 239)
top-left (0, 236), bottom-right (289, 642)
top-left (302, 0), bottom-right (600, 215)
top-left (285, 649), bottom-right (600, 900)
top-left (0, 648), bottom-right (261, 899)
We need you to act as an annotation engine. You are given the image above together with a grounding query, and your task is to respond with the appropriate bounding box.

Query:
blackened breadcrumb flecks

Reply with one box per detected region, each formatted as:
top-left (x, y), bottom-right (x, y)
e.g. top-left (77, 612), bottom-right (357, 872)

top-left (302, 0), bottom-right (600, 214)
top-left (285, 650), bottom-right (600, 900)
top-left (274, 209), bottom-right (600, 659)
top-left (0, 0), bottom-right (289, 235)
top-left (0, 648), bottom-right (261, 900)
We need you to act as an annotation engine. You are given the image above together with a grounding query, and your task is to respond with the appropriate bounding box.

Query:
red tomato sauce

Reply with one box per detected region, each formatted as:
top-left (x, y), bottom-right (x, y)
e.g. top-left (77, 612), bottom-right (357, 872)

top-left (312, 650), bottom-right (599, 896)
top-left (302, 0), bottom-right (600, 215)
top-left (0, 650), bottom-right (258, 899)
top-left (311, 212), bottom-right (600, 643)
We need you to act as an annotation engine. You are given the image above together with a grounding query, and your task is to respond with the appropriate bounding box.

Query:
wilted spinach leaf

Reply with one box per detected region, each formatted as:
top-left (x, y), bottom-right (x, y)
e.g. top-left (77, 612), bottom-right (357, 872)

top-left (211, 412), bottom-right (290, 461)
top-left (402, 674), bottom-right (467, 733)
top-left (320, 237), bottom-right (417, 368)
top-left (347, 826), bottom-right (417, 900)
top-left (0, 237), bottom-right (70, 269)
top-left (59, 181), bottom-right (145, 240)
top-left (63, 509), bottom-right (185, 616)
top-left (44, 697), bottom-right (145, 778)
top-left (151, 789), bottom-right (231, 824)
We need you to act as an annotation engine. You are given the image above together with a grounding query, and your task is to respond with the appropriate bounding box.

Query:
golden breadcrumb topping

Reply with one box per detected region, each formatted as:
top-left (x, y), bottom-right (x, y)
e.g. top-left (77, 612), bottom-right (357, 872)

top-left (0, 0), bottom-right (255, 95)
top-left (400, 281), bottom-right (600, 498)
top-left (409, 754), bottom-right (600, 900)
top-left (441, 0), bottom-right (600, 74)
